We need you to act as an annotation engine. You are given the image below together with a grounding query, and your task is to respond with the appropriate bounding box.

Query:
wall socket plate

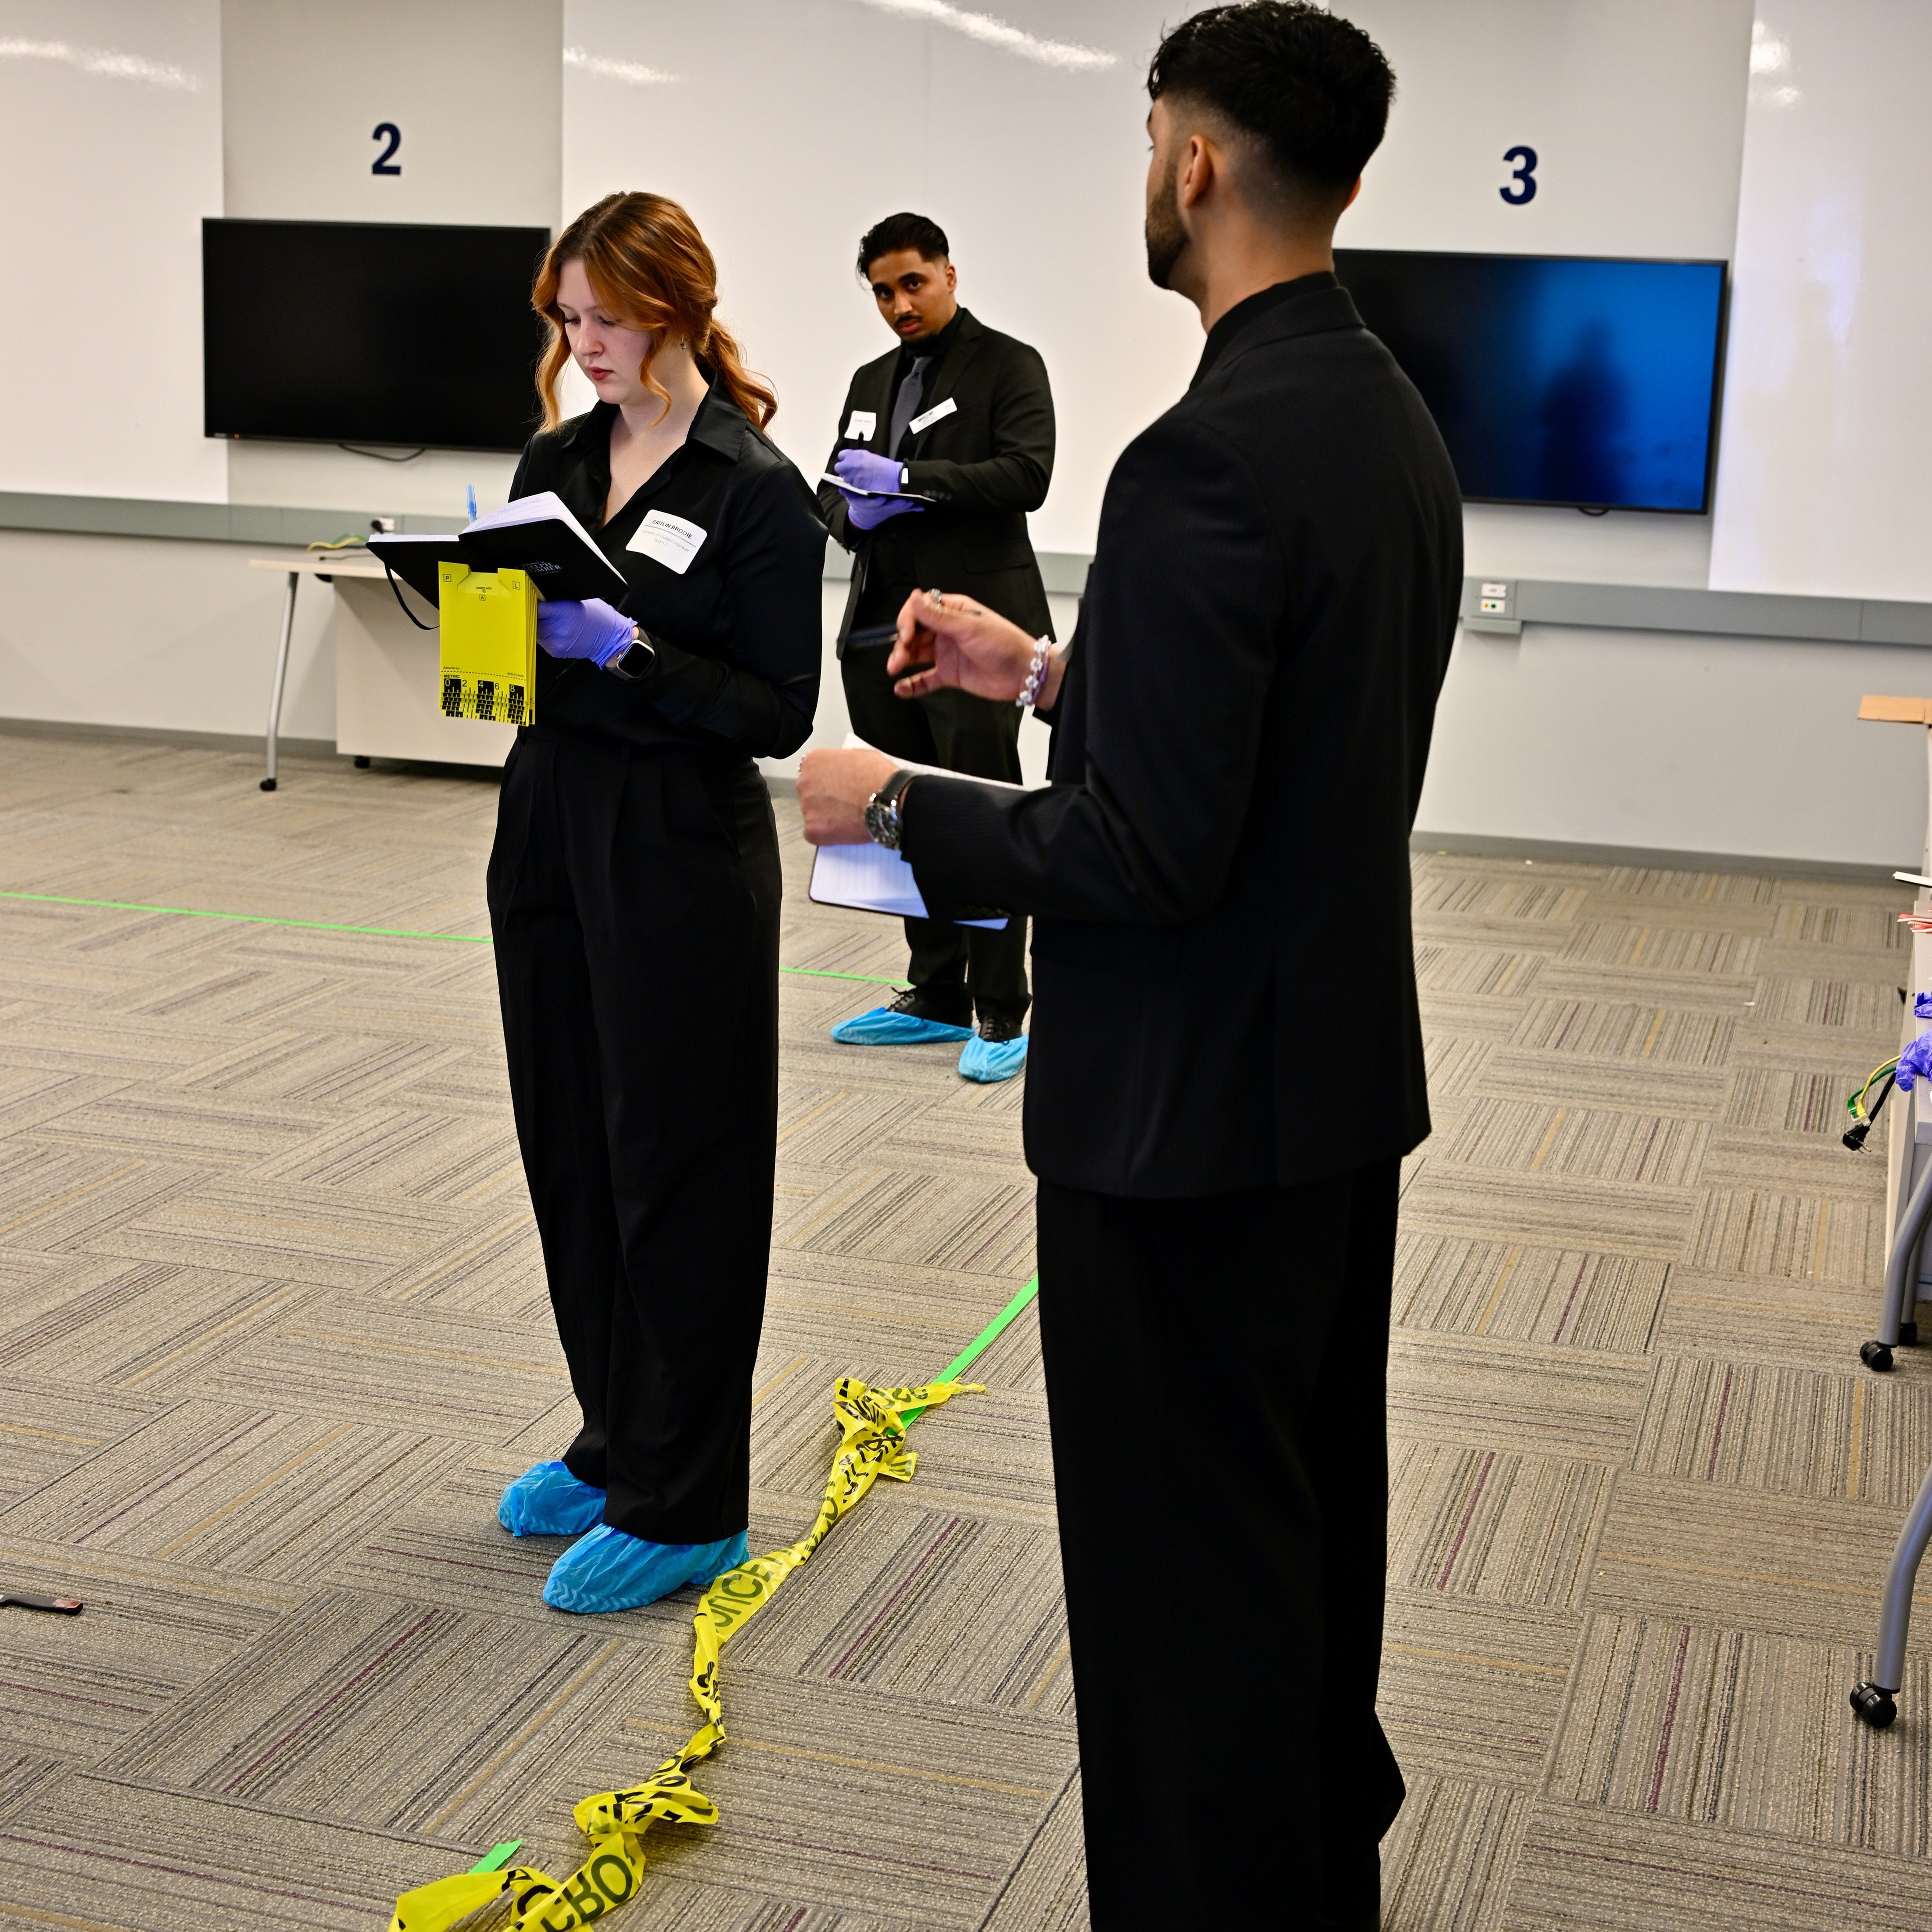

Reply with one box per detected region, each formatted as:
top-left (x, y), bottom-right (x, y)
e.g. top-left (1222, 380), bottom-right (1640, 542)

top-left (1465, 577), bottom-right (1521, 634)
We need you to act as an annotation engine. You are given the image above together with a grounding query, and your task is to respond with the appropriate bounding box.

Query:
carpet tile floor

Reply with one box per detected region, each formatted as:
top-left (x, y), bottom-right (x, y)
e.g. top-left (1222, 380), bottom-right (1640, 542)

top-left (0, 731), bottom-right (1925, 1929)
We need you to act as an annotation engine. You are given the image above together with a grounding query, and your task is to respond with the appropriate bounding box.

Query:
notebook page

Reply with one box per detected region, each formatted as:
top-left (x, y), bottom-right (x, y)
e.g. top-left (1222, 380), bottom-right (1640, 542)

top-left (467, 490), bottom-right (604, 555)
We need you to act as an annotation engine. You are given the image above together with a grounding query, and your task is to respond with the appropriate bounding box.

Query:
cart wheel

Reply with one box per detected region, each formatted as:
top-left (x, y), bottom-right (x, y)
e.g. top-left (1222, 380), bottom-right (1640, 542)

top-left (259, 778), bottom-right (277, 793)
top-left (1850, 1681), bottom-right (1898, 1728)
top-left (354, 756), bottom-right (371, 769)
top-left (1902, 1320), bottom-right (1919, 1346)
top-left (1861, 1341), bottom-right (1895, 1372)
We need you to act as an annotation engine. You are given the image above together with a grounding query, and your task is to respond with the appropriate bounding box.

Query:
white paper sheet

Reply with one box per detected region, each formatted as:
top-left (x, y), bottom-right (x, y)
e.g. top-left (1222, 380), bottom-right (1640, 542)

top-left (806, 736), bottom-right (1015, 928)
top-left (808, 845), bottom-right (1007, 928)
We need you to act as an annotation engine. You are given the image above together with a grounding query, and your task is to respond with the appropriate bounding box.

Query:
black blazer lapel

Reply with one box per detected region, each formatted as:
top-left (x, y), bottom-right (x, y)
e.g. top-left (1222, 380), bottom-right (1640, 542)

top-left (840, 352), bottom-right (898, 452)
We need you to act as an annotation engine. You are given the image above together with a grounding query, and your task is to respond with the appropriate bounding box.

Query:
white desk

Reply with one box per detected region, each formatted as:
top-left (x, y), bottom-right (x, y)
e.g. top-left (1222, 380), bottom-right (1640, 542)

top-left (247, 556), bottom-right (514, 789)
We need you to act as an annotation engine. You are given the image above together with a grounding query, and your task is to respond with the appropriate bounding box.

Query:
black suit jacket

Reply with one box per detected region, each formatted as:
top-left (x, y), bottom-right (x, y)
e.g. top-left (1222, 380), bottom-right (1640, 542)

top-left (901, 276), bottom-right (1462, 1198)
top-left (817, 308), bottom-right (1056, 641)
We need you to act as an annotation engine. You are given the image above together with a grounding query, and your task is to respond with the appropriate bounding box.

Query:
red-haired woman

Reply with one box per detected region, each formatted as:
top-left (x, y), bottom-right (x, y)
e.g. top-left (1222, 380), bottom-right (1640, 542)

top-left (488, 193), bottom-right (823, 1613)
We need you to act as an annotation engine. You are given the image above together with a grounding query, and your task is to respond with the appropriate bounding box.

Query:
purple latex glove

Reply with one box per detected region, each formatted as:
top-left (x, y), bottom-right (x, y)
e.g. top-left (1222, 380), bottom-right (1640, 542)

top-left (834, 447), bottom-right (923, 532)
top-left (1895, 1031), bottom-right (1932, 1090)
top-left (535, 596), bottom-right (634, 667)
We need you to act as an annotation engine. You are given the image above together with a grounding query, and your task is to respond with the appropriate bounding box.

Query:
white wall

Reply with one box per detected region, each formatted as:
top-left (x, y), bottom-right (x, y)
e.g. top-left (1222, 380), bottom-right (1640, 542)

top-left (1322, 0), bottom-right (1932, 867)
top-left (3, 0), bottom-right (1928, 868)
top-left (0, 530), bottom-right (335, 746)
top-left (1709, 0), bottom-right (1932, 601)
top-left (1339, 0), bottom-right (1753, 258)
top-left (219, 0), bottom-right (563, 519)
top-left (1419, 624), bottom-right (1932, 867)
top-left (1337, 0), bottom-right (1751, 589)
top-left (560, 0), bottom-right (1760, 581)
top-left (561, 0), bottom-right (1196, 556)
top-left (0, 3), bottom-right (227, 502)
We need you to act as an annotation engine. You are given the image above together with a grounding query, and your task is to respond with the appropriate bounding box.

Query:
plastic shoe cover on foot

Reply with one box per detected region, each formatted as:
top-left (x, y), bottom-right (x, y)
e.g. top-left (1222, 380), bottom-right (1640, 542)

top-left (542, 1524), bottom-right (751, 1613)
top-left (498, 1460), bottom-right (606, 1537)
top-left (831, 1007), bottom-right (974, 1046)
top-left (959, 1031), bottom-right (1028, 1082)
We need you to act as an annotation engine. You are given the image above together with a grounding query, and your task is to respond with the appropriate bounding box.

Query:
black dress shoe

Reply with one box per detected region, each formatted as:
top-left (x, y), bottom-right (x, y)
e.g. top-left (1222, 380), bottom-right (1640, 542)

top-left (885, 985), bottom-right (972, 1029)
top-left (974, 1011), bottom-right (1025, 1042)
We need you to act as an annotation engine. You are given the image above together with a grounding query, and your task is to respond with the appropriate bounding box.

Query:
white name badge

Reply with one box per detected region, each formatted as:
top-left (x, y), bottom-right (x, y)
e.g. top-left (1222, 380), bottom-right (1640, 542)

top-left (908, 395), bottom-right (957, 436)
top-left (627, 509), bottom-right (707, 575)
top-left (844, 409), bottom-right (877, 441)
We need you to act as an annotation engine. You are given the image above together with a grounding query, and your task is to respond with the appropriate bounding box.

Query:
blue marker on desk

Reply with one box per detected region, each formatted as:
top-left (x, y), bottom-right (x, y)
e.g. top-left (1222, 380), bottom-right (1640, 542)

top-left (466, 485), bottom-right (477, 523)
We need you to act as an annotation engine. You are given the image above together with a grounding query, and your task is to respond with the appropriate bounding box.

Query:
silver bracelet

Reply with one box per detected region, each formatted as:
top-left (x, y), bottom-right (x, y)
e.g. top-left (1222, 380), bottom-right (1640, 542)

top-left (1018, 636), bottom-right (1053, 708)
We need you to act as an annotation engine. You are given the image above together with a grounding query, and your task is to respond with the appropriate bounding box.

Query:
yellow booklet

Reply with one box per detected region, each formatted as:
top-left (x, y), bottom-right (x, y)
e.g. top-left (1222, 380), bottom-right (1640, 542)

top-left (438, 562), bottom-right (537, 725)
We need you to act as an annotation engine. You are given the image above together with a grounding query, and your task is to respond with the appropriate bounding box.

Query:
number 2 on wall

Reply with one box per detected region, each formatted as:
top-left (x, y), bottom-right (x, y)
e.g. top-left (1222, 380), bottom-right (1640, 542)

top-left (371, 123), bottom-right (401, 176)
top-left (1500, 145), bottom-right (1537, 205)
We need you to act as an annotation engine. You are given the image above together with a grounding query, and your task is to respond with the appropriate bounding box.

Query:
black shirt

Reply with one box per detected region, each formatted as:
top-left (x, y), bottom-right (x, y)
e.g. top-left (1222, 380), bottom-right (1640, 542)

top-left (508, 377), bottom-right (826, 760)
top-left (1192, 270), bottom-right (1337, 389)
top-left (901, 277), bottom-right (1462, 1195)
top-left (887, 310), bottom-right (963, 458)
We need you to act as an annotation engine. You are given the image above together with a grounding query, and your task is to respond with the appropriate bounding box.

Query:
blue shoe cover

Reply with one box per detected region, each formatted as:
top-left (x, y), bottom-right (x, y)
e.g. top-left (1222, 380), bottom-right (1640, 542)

top-left (498, 1460), bottom-right (606, 1537)
top-left (959, 1032), bottom-right (1029, 1082)
top-left (831, 1007), bottom-right (974, 1046)
top-left (542, 1524), bottom-right (750, 1613)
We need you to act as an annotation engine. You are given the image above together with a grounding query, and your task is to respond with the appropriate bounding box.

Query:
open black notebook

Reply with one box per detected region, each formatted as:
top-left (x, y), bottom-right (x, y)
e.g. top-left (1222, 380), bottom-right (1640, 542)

top-left (367, 491), bottom-right (629, 606)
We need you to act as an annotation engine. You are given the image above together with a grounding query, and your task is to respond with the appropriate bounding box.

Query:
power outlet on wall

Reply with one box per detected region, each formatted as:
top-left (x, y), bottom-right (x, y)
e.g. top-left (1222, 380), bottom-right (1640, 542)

top-left (1465, 579), bottom-right (1522, 635)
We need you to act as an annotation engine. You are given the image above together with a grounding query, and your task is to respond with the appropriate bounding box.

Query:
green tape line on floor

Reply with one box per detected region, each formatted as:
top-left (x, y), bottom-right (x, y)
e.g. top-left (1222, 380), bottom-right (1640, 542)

top-left (903, 1273), bottom-right (1040, 1425)
top-left (0, 891), bottom-right (902, 982)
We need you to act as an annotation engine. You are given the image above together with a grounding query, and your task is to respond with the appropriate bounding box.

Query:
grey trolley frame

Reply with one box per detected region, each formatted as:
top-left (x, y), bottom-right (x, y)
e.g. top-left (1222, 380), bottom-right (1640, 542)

top-left (1847, 717), bottom-right (1932, 1724)
top-left (1850, 1153), bottom-right (1932, 1727)
top-left (1847, 854), bottom-right (1932, 1731)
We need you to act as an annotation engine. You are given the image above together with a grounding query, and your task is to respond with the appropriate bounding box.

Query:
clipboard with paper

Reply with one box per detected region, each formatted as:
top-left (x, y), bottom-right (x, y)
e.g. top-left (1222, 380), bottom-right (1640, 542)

top-left (807, 739), bottom-right (1018, 929)
top-left (818, 472), bottom-right (941, 505)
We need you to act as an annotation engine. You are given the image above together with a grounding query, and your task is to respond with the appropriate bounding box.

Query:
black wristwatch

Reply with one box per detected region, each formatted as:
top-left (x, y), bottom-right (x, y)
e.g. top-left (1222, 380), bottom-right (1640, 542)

top-left (606, 627), bottom-right (656, 681)
top-left (864, 769), bottom-right (916, 850)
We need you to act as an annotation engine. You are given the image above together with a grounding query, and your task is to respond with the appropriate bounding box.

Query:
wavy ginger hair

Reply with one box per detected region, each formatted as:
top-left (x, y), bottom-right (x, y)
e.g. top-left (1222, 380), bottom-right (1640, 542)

top-left (532, 192), bottom-right (777, 433)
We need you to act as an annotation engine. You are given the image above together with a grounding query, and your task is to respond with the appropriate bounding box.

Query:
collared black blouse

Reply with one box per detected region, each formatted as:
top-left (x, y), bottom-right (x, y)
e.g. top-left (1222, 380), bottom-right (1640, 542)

top-left (508, 378), bottom-right (826, 760)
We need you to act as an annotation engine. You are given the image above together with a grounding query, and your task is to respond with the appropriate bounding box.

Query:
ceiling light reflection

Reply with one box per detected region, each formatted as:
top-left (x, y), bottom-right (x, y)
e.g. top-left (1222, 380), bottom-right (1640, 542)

top-left (850, 0), bottom-right (1117, 72)
top-left (0, 36), bottom-right (197, 90)
top-left (563, 46), bottom-right (679, 85)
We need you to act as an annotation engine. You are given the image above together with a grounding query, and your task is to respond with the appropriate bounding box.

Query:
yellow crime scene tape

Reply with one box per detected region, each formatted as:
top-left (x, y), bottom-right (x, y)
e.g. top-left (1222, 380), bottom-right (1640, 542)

top-left (387, 1329), bottom-right (1025, 1931)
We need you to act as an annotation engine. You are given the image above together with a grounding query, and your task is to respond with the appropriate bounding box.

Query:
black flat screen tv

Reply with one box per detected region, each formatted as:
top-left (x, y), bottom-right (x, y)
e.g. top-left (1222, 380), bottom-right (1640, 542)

top-left (203, 219), bottom-right (551, 452)
top-left (1332, 249), bottom-right (1728, 513)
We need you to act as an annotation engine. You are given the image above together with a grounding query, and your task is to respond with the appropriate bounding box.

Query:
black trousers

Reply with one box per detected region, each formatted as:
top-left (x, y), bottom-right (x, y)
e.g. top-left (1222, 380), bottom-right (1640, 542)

top-left (840, 641), bottom-right (1029, 1024)
top-left (487, 731), bottom-right (780, 1544)
top-left (1034, 1163), bottom-right (1405, 1930)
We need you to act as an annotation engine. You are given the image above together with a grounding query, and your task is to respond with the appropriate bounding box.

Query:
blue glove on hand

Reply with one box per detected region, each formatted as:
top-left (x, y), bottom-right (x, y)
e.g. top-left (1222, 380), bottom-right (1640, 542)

top-left (1895, 1031), bottom-right (1932, 1091)
top-left (535, 596), bottom-right (634, 667)
top-left (835, 447), bottom-right (923, 531)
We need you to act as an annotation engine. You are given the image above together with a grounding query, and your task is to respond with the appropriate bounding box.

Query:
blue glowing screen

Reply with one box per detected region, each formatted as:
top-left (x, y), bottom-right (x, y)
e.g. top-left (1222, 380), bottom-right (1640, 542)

top-left (1333, 251), bottom-right (1728, 512)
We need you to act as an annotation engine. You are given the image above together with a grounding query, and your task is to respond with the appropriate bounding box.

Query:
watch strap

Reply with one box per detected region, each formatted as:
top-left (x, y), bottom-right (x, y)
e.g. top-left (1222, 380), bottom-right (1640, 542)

top-left (606, 631), bottom-right (655, 681)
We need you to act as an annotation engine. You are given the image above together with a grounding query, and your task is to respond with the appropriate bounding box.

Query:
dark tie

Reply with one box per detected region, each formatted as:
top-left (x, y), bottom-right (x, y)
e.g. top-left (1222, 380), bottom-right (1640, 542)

top-left (889, 353), bottom-right (934, 461)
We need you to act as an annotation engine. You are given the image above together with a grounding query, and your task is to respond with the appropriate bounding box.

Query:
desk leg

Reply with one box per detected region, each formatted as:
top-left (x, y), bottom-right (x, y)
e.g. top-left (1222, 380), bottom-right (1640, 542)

top-left (1923, 726), bottom-right (1931, 876)
top-left (262, 570), bottom-right (298, 792)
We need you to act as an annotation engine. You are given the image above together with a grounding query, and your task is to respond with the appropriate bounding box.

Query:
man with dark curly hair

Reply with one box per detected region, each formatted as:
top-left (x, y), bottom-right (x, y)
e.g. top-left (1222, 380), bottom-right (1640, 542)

top-left (802, 7), bottom-right (1462, 1923)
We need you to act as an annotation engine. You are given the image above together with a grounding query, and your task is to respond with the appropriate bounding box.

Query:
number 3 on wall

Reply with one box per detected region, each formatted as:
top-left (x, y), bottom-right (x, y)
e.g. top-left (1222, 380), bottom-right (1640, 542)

top-left (1500, 145), bottom-right (1537, 205)
top-left (371, 123), bottom-right (401, 176)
